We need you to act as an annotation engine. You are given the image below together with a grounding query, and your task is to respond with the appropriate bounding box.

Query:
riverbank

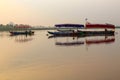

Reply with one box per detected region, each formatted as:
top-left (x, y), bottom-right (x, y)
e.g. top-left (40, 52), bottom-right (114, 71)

top-left (0, 26), bottom-right (54, 31)
top-left (0, 26), bottom-right (120, 31)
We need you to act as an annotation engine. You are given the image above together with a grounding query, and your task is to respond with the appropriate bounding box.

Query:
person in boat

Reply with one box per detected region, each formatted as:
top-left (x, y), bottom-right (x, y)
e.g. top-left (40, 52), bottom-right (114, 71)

top-left (105, 28), bottom-right (107, 32)
top-left (72, 30), bottom-right (75, 33)
top-left (25, 30), bottom-right (28, 33)
top-left (29, 30), bottom-right (32, 33)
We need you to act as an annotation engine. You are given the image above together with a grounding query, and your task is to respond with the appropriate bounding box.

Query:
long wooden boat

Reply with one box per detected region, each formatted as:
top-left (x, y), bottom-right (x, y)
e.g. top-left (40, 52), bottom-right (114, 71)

top-left (81, 30), bottom-right (114, 36)
top-left (48, 30), bottom-right (114, 37)
top-left (48, 31), bottom-right (83, 36)
top-left (10, 31), bottom-right (34, 35)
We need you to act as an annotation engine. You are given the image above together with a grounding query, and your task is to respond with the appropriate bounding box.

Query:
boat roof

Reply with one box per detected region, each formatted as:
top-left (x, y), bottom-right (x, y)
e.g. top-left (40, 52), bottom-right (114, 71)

top-left (86, 23), bottom-right (115, 29)
top-left (55, 24), bottom-right (84, 28)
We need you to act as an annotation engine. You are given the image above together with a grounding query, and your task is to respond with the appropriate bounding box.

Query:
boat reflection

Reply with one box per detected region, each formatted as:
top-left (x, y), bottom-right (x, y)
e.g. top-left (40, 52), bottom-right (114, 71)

top-left (56, 41), bottom-right (84, 46)
top-left (48, 34), bottom-right (115, 47)
top-left (86, 36), bottom-right (115, 45)
top-left (10, 34), bottom-right (34, 43)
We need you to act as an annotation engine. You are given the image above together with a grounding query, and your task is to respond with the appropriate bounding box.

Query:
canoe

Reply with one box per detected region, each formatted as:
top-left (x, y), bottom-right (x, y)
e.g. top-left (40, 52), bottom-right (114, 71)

top-left (10, 31), bottom-right (34, 35)
top-left (48, 31), bottom-right (83, 36)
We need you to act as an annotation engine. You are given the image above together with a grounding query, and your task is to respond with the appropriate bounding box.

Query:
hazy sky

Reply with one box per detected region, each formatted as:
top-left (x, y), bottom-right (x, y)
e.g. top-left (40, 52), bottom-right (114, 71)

top-left (0, 0), bottom-right (120, 26)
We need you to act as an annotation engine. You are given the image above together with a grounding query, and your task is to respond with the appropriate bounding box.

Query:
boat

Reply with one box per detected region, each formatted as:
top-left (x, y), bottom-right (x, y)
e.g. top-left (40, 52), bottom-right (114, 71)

top-left (48, 29), bottom-right (114, 37)
top-left (84, 22), bottom-right (115, 35)
top-left (48, 31), bottom-right (83, 36)
top-left (10, 30), bottom-right (34, 35)
top-left (48, 23), bottom-right (84, 36)
top-left (48, 22), bottom-right (115, 36)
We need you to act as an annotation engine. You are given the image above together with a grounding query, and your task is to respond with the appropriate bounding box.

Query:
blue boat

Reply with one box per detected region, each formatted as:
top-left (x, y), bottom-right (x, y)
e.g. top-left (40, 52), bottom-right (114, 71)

top-left (48, 31), bottom-right (83, 36)
top-left (48, 23), bottom-right (84, 36)
top-left (10, 30), bottom-right (34, 35)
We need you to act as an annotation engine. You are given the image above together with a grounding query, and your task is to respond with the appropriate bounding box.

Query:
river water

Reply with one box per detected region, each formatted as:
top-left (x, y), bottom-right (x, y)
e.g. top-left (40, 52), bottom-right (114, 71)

top-left (0, 29), bottom-right (120, 80)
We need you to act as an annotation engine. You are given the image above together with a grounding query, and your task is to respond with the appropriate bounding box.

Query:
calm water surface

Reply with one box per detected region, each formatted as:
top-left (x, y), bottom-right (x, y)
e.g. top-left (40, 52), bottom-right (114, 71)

top-left (0, 29), bottom-right (120, 80)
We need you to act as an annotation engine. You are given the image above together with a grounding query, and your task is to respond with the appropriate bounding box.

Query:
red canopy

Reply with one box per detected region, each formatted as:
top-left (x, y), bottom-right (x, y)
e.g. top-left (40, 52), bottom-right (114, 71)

top-left (86, 23), bottom-right (115, 29)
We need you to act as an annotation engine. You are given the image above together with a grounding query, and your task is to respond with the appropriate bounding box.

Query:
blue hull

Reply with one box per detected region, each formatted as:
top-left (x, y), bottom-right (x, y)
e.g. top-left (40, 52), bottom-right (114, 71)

top-left (48, 31), bottom-right (83, 36)
top-left (10, 31), bottom-right (34, 35)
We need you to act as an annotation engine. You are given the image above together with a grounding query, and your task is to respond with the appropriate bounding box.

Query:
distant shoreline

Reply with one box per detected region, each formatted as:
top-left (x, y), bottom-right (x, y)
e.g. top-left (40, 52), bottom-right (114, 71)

top-left (0, 26), bottom-right (120, 31)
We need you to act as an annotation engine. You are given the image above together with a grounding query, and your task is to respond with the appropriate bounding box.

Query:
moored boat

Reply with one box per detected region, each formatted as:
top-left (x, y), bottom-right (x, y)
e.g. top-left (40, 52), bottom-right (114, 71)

top-left (84, 22), bottom-right (115, 35)
top-left (48, 22), bottom-right (115, 36)
top-left (48, 31), bottom-right (83, 36)
top-left (48, 23), bottom-right (84, 36)
top-left (48, 29), bottom-right (114, 37)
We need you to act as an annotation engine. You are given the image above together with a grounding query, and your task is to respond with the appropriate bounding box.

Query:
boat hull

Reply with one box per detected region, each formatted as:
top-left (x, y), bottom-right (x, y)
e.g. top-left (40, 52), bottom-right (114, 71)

top-left (48, 31), bottom-right (83, 36)
top-left (82, 30), bottom-right (114, 36)
top-left (10, 31), bottom-right (34, 35)
top-left (48, 30), bottom-right (114, 37)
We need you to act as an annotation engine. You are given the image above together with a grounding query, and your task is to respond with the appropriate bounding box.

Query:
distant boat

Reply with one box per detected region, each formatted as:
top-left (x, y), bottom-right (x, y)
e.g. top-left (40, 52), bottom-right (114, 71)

top-left (10, 30), bottom-right (34, 35)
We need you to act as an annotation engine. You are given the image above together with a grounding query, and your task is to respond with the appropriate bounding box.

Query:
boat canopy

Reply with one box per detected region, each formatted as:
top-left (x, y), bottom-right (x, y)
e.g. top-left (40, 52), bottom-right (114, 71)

top-left (86, 24), bottom-right (115, 29)
top-left (55, 24), bottom-right (84, 28)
